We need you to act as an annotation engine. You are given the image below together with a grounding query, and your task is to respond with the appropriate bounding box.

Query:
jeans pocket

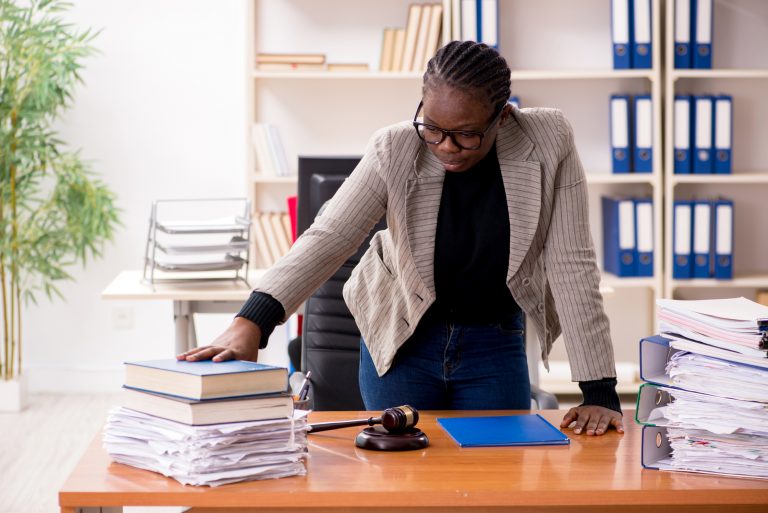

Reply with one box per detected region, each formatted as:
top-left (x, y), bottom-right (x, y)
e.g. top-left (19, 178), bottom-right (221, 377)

top-left (496, 315), bottom-right (524, 336)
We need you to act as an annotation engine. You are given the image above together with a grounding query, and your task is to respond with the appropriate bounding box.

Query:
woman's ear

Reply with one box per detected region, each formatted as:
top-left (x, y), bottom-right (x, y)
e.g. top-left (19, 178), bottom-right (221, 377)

top-left (500, 103), bottom-right (514, 125)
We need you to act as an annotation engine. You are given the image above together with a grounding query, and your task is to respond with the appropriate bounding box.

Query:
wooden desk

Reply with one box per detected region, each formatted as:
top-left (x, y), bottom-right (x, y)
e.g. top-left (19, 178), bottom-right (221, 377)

top-left (59, 410), bottom-right (768, 513)
top-left (101, 270), bottom-right (264, 354)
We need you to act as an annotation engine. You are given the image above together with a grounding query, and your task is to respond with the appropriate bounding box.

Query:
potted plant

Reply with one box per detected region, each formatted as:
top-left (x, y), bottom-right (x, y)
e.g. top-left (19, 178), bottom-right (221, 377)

top-left (0, 0), bottom-right (120, 410)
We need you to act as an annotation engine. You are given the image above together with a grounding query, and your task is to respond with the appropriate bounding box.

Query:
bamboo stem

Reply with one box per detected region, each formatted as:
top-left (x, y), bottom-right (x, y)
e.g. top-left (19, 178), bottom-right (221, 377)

top-left (8, 109), bottom-right (19, 379)
top-left (16, 284), bottom-right (21, 376)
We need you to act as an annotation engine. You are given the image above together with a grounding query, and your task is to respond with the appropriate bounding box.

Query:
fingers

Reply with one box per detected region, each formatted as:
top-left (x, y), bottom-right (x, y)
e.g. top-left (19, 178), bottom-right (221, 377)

top-left (560, 407), bottom-right (578, 428)
top-left (212, 348), bottom-right (236, 362)
top-left (611, 415), bottom-right (625, 433)
top-left (595, 416), bottom-right (611, 435)
top-left (178, 346), bottom-right (226, 362)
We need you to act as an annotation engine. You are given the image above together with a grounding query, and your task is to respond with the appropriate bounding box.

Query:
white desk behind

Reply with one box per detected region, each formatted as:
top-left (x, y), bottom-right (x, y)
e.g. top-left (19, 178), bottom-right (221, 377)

top-left (102, 270), bottom-right (265, 354)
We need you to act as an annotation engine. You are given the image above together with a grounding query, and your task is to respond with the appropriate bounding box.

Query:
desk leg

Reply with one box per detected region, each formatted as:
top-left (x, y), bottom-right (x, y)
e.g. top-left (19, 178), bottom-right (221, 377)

top-left (173, 300), bottom-right (191, 355)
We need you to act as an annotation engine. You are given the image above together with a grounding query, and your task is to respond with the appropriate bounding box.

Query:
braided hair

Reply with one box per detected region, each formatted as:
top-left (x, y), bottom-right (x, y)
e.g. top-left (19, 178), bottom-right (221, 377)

top-left (423, 41), bottom-right (511, 116)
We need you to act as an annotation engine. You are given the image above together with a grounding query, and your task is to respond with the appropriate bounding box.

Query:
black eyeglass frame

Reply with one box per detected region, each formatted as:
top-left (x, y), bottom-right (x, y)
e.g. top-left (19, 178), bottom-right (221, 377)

top-left (412, 100), bottom-right (504, 151)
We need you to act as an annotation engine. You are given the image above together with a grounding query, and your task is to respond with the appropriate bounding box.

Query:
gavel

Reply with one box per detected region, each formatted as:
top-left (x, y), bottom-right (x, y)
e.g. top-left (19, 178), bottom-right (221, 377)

top-left (307, 405), bottom-right (419, 434)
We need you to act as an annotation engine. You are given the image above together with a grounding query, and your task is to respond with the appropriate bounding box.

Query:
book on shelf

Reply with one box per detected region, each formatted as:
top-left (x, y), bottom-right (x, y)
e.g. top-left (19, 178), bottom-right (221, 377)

top-left (252, 123), bottom-right (290, 177)
top-left (327, 63), bottom-right (369, 72)
top-left (269, 212), bottom-right (291, 256)
top-left (251, 211), bottom-right (273, 268)
top-left (280, 212), bottom-right (294, 245)
top-left (401, 4), bottom-right (423, 72)
top-left (422, 3), bottom-right (444, 70)
top-left (124, 359), bottom-right (288, 401)
top-left (380, 27), bottom-right (397, 71)
top-left (412, 4), bottom-right (433, 72)
top-left (256, 62), bottom-right (326, 72)
top-left (391, 28), bottom-right (407, 71)
top-left (256, 53), bottom-right (325, 65)
top-left (123, 387), bottom-right (294, 426)
top-left (258, 212), bottom-right (284, 265)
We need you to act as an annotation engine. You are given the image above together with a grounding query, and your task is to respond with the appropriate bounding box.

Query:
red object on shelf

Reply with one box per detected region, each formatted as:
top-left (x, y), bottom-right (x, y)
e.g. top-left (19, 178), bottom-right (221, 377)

top-left (286, 195), bottom-right (298, 243)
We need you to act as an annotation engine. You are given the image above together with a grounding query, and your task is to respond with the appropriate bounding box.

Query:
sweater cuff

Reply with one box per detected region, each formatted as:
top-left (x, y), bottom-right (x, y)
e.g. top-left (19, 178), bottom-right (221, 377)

top-left (236, 291), bottom-right (286, 349)
top-left (579, 377), bottom-right (622, 413)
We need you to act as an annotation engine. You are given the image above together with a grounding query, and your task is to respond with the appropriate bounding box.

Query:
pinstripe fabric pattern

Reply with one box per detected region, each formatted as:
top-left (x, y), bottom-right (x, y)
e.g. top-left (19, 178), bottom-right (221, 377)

top-left (254, 107), bottom-right (617, 381)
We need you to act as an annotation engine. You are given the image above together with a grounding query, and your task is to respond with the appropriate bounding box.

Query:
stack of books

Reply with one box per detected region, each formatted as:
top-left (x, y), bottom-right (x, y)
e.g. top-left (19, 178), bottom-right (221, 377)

top-left (379, 3), bottom-right (443, 72)
top-left (636, 297), bottom-right (768, 479)
top-left (104, 359), bottom-right (308, 486)
top-left (252, 211), bottom-right (293, 268)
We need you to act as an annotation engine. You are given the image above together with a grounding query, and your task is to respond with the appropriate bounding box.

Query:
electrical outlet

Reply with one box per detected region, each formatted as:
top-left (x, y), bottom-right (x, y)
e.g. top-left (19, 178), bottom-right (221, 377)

top-left (112, 306), bottom-right (134, 330)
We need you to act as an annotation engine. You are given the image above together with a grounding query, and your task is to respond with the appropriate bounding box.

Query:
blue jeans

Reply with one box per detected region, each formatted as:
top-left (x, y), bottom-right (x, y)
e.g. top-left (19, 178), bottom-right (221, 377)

top-left (359, 311), bottom-right (530, 410)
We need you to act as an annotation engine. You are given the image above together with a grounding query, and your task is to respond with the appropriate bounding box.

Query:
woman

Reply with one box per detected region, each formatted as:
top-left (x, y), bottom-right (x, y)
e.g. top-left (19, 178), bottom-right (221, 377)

top-left (179, 41), bottom-right (624, 436)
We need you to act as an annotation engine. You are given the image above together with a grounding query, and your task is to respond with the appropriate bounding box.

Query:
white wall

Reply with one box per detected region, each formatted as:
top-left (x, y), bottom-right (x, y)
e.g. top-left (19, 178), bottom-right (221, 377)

top-left (24, 0), bottom-right (255, 392)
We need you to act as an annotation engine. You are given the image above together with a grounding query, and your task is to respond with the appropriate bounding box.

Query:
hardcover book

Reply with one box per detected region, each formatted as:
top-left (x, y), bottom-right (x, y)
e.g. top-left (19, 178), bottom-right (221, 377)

top-left (124, 359), bottom-right (288, 400)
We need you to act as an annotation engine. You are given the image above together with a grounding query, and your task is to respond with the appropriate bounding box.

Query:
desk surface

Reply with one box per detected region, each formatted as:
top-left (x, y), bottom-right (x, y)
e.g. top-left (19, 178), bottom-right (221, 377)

top-left (59, 410), bottom-right (768, 513)
top-left (101, 270), bottom-right (264, 301)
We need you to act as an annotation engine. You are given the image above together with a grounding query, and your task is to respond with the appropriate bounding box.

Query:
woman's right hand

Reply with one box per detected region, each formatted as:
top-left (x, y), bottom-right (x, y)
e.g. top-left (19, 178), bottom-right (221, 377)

top-left (176, 317), bottom-right (262, 363)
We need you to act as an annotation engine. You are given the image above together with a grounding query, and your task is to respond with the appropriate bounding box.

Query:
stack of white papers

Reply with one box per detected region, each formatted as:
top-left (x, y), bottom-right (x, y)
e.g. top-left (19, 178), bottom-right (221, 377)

top-left (104, 407), bottom-right (309, 487)
top-left (657, 297), bottom-right (768, 355)
top-left (644, 297), bottom-right (768, 478)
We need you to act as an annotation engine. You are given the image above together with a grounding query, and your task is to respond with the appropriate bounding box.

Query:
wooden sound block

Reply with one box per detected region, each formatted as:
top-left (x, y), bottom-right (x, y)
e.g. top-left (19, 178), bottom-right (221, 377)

top-left (354, 426), bottom-right (429, 451)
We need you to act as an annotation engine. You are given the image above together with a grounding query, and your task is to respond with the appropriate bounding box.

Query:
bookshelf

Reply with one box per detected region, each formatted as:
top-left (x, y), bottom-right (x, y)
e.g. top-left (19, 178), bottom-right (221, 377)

top-left (248, 0), bottom-right (665, 394)
top-left (662, 0), bottom-right (768, 300)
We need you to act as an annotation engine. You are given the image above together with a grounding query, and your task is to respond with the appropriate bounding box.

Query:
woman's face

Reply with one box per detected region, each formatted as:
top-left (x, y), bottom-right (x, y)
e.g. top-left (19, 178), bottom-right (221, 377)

top-left (421, 84), bottom-right (506, 173)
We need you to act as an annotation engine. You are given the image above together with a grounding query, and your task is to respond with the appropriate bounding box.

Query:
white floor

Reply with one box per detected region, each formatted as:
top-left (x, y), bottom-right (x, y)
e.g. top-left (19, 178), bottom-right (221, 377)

top-left (0, 393), bottom-right (636, 513)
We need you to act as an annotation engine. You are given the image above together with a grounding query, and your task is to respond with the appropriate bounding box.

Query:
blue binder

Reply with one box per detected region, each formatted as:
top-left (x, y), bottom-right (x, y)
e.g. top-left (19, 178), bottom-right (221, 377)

top-left (672, 200), bottom-right (693, 279)
top-left (712, 198), bottom-right (734, 279)
top-left (477, 0), bottom-right (499, 49)
top-left (713, 94), bottom-right (733, 174)
top-left (611, 0), bottom-right (632, 69)
top-left (692, 95), bottom-right (714, 174)
top-left (692, 200), bottom-right (712, 278)
top-left (437, 414), bottom-right (570, 447)
top-left (692, 0), bottom-right (713, 69)
top-left (674, 0), bottom-right (692, 68)
top-left (633, 95), bottom-right (653, 173)
top-left (634, 197), bottom-right (654, 277)
top-left (632, 0), bottom-right (652, 69)
top-left (602, 196), bottom-right (636, 277)
top-left (610, 95), bottom-right (631, 173)
top-left (673, 95), bottom-right (693, 174)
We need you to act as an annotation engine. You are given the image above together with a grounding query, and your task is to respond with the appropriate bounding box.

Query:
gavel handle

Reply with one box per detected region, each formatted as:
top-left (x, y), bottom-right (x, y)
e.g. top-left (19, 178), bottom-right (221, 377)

top-left (307, 417), bottom-right (379, 433)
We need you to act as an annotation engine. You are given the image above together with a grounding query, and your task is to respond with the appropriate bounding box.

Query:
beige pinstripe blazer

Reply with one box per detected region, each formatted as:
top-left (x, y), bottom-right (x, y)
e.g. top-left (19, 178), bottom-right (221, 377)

top-left (255, 107), bottom-right (617, 381)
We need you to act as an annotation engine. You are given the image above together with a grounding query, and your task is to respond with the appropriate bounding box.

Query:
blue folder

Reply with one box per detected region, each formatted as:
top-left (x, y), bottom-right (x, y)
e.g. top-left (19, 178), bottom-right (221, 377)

top-left (692, 199), bottom-right (712, 278)
top-left (673, 95), bottom-right (693, 174)
top-left (713, 95), bottom-right (733, 175)
top-left (611, 0), bottom-right (632, 69)
top-left (692, 95), bottom-right (714, 174)
top-left (672, 200), bottom-right (694, 279)
top-left (633, 94), bottom-right (653, 173)
top-left (634, 197), bottom-right (654, 277)
top-left (602, 195), bottom-right (636, 277)
top-left (692, 0), bottom-right (713, 69)
top-left (632, 0), bottom-right (652, 69)
top-left (610, 95), bottom-right (631, 173)
top-left (674, 0), bottom-right (692, 68)
top-left (437, 414), bottom-right (570, 447)
top-left (712, 198), bottom-right (734, 279)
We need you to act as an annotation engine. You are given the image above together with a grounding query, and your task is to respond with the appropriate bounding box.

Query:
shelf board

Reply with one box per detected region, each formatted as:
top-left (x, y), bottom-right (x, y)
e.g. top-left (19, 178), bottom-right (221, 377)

top-left (600, 273), bottom-right (659, 290)
top-left (253, 69), bottom-right (655, 81)
top-left (586, 174), bottom-right (655, 184)
top-left (252, 175), bottom-right (297, 184)
top-left (671, 174), bottom-right (768, 185)
top-left (672, 273), bottom-right (768, 289)
top-left (671, 69), bottom-right (768, 80)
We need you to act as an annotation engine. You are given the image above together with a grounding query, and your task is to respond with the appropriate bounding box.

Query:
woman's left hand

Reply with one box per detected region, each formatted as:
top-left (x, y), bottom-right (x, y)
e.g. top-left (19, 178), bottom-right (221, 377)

top-left (560, 405), bottom-right (624, 436)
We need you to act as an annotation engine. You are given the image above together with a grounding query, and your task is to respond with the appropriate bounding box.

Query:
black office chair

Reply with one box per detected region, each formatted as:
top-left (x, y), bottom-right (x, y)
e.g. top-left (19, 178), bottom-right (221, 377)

top-left (296, 157), bottom-right (558, 411)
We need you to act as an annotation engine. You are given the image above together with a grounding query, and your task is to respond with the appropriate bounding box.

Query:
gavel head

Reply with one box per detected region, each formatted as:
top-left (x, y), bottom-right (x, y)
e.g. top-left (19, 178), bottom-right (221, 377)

top-left (380, 405), bottom-right (419, 433)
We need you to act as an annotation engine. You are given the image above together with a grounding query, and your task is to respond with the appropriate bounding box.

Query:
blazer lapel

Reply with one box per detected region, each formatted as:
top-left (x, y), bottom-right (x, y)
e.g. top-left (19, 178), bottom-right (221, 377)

top-left (496, 117), bottom-right (542, 282)
top-left (405, 147), bottom-right (444, 298)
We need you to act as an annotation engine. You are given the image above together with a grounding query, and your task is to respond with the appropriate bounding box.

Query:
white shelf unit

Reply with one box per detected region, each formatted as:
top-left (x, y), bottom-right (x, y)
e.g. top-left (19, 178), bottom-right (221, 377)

top-left (249, 0), bottom-right (664, 393)
top-left (662, 0), bottom-right (768, 300)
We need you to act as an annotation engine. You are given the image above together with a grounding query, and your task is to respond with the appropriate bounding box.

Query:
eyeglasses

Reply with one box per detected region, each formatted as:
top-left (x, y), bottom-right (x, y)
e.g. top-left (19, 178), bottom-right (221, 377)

top-left (412, 100), bottom-right (503, 151)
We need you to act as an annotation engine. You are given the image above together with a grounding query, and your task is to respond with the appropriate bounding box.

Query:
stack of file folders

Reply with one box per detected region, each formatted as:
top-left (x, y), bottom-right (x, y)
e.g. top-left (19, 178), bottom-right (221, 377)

top-left (673, 95), bottom-right (732, 174)
top-left (610, 0), bottom-right (653, 69)
top-left (672, 197), bottom-right (733, 279)
top-left (602, 195), bottom-right (654, 277)
top-left (610, 94), bottom-right (653, 173)
top-left (104, 359), bottom-right (308, 487)
top-left (673, 0), bottom-right (714, 69)
top-left (636, 297), bottom-right (768, 479)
